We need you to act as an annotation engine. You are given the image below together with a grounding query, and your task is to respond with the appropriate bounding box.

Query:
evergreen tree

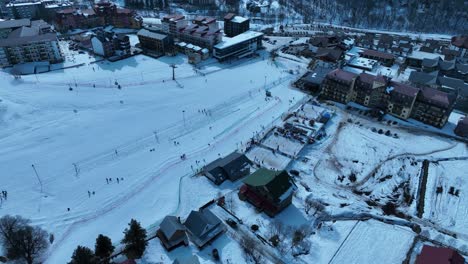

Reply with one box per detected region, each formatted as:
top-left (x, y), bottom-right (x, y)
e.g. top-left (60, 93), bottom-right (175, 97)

top-left (68, 246), bottom-right (97, 264)
top-left (121, 219), bottom-right (147, 259)
top-left (95, 234), bottom-right (114, 263)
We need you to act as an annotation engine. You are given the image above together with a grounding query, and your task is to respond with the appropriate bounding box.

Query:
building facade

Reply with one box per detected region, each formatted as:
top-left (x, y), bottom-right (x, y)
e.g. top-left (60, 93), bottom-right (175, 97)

top-left (321, 69), bottom-right (357, 104)
top-left (223, 13), bottom-right (249, 38)
top-left (411, 87), bottom-right (456, 128)
top-left (353, 73), bottom-right (388, 108)
top-left (0, 21), bottom-right (62, 67)
top-left (55, 2), bottom-right (141, 32)
top-left (137, 28), bottom-right (173, 55)
top-left (213, 30), bottom-right (262, 61)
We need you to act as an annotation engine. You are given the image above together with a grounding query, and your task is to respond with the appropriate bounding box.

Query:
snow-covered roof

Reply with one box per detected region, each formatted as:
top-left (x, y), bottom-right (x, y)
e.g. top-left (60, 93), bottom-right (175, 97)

top-left (347, 56), bottom-right (378, 70)
top-left (215, 31), bottom-right (263, 50)
top-left (408, 51), bottom-right (444, 60)
top-left (231, 16), bottom-right (249, 23)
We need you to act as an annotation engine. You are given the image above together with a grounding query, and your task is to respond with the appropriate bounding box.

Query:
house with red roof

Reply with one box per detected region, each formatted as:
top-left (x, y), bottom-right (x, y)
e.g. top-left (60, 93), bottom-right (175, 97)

top-left (385, 81), bottom-right (420, 120)
top-left (321, 69), bottom-right (357, 104)
top-left (454, 116), bottom-right (468, 138)
top-left (353, 73), bottom-right (389, 108)
top-left (416, 245), bottom-right (465, 264)
top-left (411, 86), bottom-right (457, 128)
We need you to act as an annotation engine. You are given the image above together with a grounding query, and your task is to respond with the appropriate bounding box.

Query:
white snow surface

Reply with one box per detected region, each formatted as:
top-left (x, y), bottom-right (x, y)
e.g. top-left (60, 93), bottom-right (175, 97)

top-left (0, 52), bottom-right (306, 263)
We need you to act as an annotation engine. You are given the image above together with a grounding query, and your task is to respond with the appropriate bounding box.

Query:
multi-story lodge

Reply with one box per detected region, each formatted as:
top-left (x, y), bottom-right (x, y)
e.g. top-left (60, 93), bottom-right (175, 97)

top-left (0, 20), bottom-right (62, 67)
top-left (55, 2), bottom-right (141, 32)
top-left (137, 29), bottom-right (173, 55)
top-left (353, 73), bottom-right (389, 108)
top-left (385, 82), bottom-right (420, 120)
top-left (56, 8), bottom-right (103, 32)
top-left (239, 169), bottom-right (295, 217)
top-left (321, 69), bottom-right (357, 104)
top-left (320, 69), bottom-right (456, 128)
top-left (161, 14), bottom-right (187, 35)
top-left (161, 15), bottom-right (221, 50)
top-left (223, 13), bottom-right (249, 37)
top-left (0, 18), bottom-right (31, 38)
top-left (411, 87), bottom-right (457, 128)
top-left (213, 30), bottom-right (263, 61)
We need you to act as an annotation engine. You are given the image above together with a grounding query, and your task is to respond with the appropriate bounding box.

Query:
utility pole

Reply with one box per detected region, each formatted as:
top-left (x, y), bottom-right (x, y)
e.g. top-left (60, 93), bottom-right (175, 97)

top-left (73, 163), bottom-right (80, 177)
top-left (31, 164), bottom-right (43, 194)
top-left (153, 130), bottom-right (159, 143)
top-left (182, 110), bottom-right (186, 129)
top-left (170, 64), bottom-right (177, 80)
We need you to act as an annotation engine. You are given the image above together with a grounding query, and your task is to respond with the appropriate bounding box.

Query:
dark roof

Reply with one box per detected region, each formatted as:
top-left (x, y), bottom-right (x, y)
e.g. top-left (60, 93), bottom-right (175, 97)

top-left (358, 72), bottom-right (387, 85)
top-left (361, 49), bottom-right (395, 60)
top-left (0, 19), bottom-right (30, 29)
top-left (416, 245), bottom-right (465, 264)
top-left (159, 216), bottom-right (185, 239)
top-left (418, 87), bottom-right (457, 109)
top-left (456, 63), bottom-right (468, 75)
top-left (315, 47), bottom-right (342, 61)
top-left (389, 81), bottom-right (420, 98)
top-left (439, 60), bottom-right (456, 71)
top-left (438, 76), bottom-right (466, 91)
top-left (173, 255), bottom-right (201, 264)
top-left (137, 29), bottom-right (168, 40)
top-left (184, 209), bottom-right (221, 238)
top-left (303, 67), bottom-right (333, 85)
top-left (409, 71), bottom-right (438, 86)
top-left (0, 31), bottom-right (57, 47)
top-left (204, 152), bottom-right (251, 182)
top-left (243, 168), bottom-right (281, 187)
top-left (422, 58), bottom-right (439, 68)
top-left (451, 35), bottom-right (468, 49)
top-left (224, 13), bottom-right (235, 20)
top-left (326, 69), bottom-right (357, 83)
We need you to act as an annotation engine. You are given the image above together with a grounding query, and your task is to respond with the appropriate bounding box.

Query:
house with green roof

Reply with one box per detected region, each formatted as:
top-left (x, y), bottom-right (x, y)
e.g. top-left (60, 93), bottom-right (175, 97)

top-left (238, 168), bottom-right (295, 217)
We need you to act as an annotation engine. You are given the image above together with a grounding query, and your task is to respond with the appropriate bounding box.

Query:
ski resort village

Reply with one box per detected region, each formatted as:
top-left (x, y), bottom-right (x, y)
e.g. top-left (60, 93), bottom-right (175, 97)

top-left (0, 2), bottom-right (467, 264)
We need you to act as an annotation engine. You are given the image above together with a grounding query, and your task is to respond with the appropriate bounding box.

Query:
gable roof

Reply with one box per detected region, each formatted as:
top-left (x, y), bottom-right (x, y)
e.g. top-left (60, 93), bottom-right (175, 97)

top-left (204, 152), bottom-right (251, 182)
top-left (173, 255), bottom-right (201, 264)
top-left (326, 68), bottom-right (357, 83)
top-left (358, 72), bottom-right (387, 86)
top-left (418, 87), bottom-right (456, 109)
top-left (315, 47), bottom-right (342, 61)
top-left (416, 245), bottom-right (465, 264)
top-left (159, 216), bottom-right (185, 239)
top-left (138, 29), bottom-right (168, 40)
top-left (389, 81), bottom-right (420, 98)
top-left (360, 49), bottom-right (394, 60)
top-left (0, 19), bottom-right (30, 29)
top-left (184, 209), bottom-right (221, 238)
top-left (409, 71), bottom-right (438, 86)
top-left (243, 168), bottom-right (282, 187)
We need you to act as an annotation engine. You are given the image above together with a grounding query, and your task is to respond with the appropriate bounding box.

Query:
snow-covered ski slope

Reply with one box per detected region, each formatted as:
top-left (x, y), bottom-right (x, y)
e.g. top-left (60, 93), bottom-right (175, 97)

top-left (0, 52), bottom-right (305, 263)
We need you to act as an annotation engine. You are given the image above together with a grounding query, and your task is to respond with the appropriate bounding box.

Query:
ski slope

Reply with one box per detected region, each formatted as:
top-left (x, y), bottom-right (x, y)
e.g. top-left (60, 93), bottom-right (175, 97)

top-left (0, 52), bottom-right (305, 263)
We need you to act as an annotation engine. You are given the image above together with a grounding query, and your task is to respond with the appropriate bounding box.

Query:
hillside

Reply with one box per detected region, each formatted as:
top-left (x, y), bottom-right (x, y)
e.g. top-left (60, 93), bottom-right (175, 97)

top-left (288, 0), bottom-right (467, 34)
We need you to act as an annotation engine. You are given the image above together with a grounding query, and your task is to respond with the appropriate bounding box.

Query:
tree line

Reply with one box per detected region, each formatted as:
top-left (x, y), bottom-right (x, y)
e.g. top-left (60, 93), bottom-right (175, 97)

top-left (0, 215), bottom-right (148, 264)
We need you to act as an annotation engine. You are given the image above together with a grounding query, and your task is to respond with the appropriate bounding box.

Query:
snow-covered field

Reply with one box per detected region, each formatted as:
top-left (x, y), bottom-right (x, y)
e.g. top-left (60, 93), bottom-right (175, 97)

top-left (329, 220), bottom-right (415, 264)
top-left (424, 156), bottom-right (468, 236)
top-left (0, 52), bottom-right (306, 263)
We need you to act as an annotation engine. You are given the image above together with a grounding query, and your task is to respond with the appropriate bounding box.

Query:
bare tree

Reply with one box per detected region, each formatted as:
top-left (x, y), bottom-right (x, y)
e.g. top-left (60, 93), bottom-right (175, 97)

top-left (0, 215), bottom-right (49, 264)
top-left (240, 235), bottom-right (263, 264)
top-left (16, 225), bottom-right (49, 264)
top-left (304, 195), bottom-right (325, 216)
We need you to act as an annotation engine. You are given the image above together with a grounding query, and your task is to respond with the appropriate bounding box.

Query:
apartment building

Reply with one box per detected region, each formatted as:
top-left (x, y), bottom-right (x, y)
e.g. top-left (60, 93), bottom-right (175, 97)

top-left (0, 21), bottom-right (62, 67)
top-left (223, 13), bottom-right (249, 37)
top-left (321, 69), bottom-right (357, 104)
